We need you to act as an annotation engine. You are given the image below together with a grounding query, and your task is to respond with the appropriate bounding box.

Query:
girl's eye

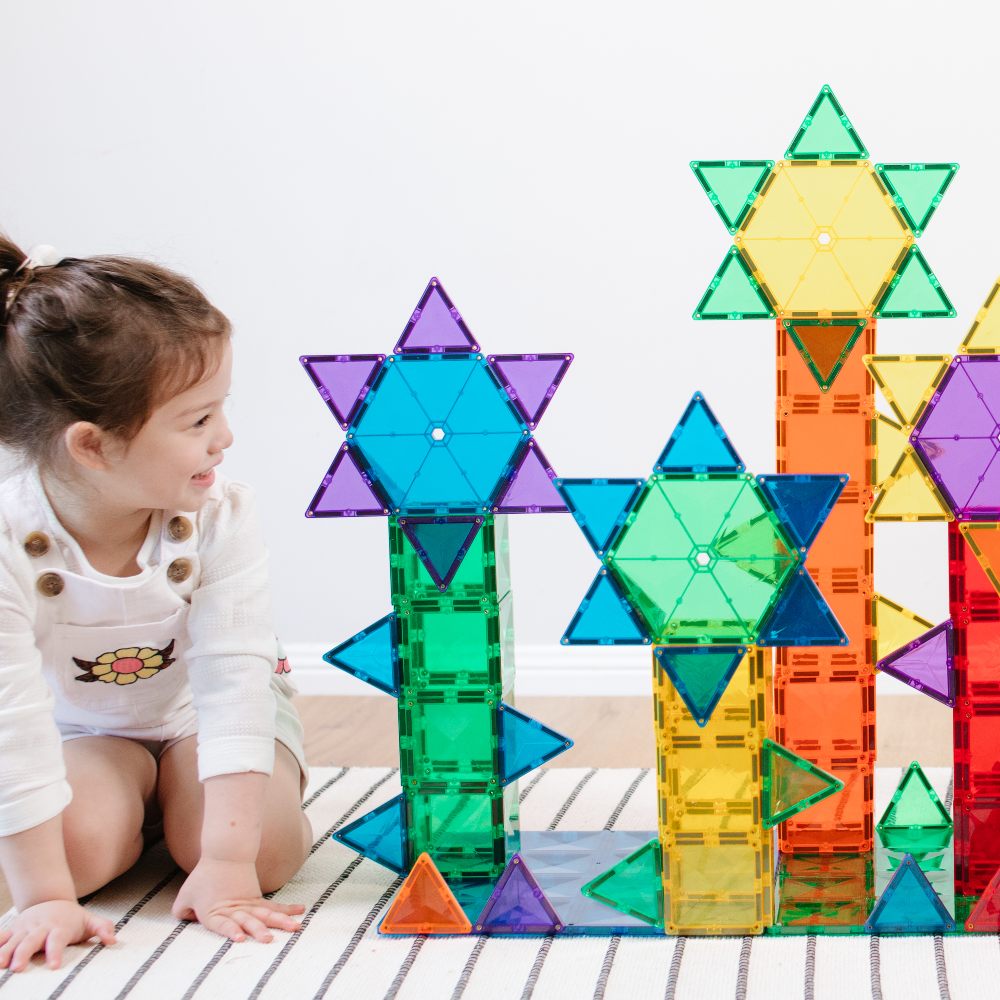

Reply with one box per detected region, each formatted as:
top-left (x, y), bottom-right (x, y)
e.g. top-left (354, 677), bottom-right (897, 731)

top-left (194, 414), bottom-right (211, 428)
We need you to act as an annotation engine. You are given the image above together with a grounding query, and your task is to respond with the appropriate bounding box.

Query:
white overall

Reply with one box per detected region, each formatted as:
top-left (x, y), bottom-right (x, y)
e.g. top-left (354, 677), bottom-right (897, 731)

top-left (4, 473), bottom-right (306, 777)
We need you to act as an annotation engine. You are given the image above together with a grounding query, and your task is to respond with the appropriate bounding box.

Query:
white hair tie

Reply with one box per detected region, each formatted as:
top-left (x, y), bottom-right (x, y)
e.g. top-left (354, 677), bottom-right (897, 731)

top-left (18, 244), bottom-right (61, 272)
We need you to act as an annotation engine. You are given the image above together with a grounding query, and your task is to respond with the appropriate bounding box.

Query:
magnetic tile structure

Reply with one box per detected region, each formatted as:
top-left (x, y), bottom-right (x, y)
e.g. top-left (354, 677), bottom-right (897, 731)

top-left (693, 84), bottom-right (958, 855)
top-left (305, 277), bottom-right (575, 892)
top-left (877, 282), bottom-right (1000, 899)
top-left (556, 395), bottom-right (846, 934)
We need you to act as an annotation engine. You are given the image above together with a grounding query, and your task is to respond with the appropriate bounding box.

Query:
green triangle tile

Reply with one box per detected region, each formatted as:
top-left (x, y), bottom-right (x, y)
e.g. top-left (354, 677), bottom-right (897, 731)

top-left (694, 247), bottom-right (775, 321)
top-left (786, 84), bottom-right (868, 160)
top-left (875, 245), bottom-right (956, 319)
top-left (875, 163), bottom-right (958, 237)
top-left (691, 160), bottom-right (774, 234)
top-left (864, 854), bottom-right (955, 933)
top-left (761, 738), bottom-right (844, 828)
top-left (580, 837), bottom-right (664, 927)
top-left (784, 319), bottom-right (867, 391)
top-left (653, 646), bottom-right (745, 726)
top-left (877, 761), bottom-right (952, 850)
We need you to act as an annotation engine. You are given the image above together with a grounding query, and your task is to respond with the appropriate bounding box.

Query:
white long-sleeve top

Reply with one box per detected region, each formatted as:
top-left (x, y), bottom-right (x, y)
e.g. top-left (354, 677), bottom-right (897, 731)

top-left (0, 464), bottom-right (278, 837)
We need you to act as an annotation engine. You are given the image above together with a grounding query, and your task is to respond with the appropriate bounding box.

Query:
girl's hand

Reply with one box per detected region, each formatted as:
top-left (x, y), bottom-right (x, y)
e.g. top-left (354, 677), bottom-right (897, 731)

top-left (0, 900), bottom-right (116, 972)
top-left (172, 858), bottom-right (303, 943)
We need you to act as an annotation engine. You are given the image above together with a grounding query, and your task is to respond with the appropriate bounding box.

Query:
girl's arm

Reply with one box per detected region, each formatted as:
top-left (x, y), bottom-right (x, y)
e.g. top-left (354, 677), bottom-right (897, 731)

top-left (169, 772), bottom-right (302, 942)
top-left (0, 817), bottom-right (116, 972)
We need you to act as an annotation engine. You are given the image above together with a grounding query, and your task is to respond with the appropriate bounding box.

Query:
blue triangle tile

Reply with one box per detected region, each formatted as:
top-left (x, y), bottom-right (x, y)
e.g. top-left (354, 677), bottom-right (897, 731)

top-left (653, 646), bottom-right (746, 727)
top-left (554, 478), bottom-right (645, 554)
top-left (756, 474), bottom-right (847, 551)
top-left (399, 516), bottom-right (484, 591)
top-left (333, 794), bottom-right (408, 874)
top-left (654, 393), bottom-right (744, 474)
top-left (475, 855), bottom-right (563, 933)
top-left (864, 854), bottom-right (955, 933)
top-left (323, 613), bottom-right (399, 696)
top-left (499, 704), bottom-right (573, 784)
top-left (756, 570), bottom-right (848, 647)
top-left (563, 572), bottom-right (649, 646)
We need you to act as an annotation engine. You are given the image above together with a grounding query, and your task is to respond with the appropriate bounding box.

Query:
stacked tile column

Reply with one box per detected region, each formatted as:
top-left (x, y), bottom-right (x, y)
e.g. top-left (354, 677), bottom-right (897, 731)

top-left (654, 647), bottom-right (774, 934)
top-left (392, 514), bottom-right (517, 879)
top-left (774, 321), bottom-right (877, 852)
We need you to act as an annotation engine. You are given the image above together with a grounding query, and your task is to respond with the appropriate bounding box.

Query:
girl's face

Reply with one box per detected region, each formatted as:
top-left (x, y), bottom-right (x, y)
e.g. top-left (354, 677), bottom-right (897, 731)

top-left (110, 340), bottom-right (235, 513)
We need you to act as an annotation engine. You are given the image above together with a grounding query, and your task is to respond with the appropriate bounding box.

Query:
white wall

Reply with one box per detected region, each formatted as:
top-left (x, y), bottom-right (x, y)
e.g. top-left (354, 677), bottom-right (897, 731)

top-left (0, 1), bottom-right (990, 693)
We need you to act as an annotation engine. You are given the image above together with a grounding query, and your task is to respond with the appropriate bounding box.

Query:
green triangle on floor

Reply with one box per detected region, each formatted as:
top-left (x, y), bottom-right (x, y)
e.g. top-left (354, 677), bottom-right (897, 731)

top-left (761, 738), bottom-right (844, 828)
top-left (876, 761), bottom-right (952, 851)
top-left (581, 837), bottom-right (664, 927)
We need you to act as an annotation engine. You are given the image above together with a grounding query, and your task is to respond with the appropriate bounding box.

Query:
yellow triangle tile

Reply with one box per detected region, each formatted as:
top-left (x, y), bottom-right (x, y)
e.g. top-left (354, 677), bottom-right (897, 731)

top-left (862, 354), bottom-right (951, 425)
top-left (961, 279), bottom-right (1000, 355)
top-left (872, 413), bottom-right (909, 489)
top-left (872, 594), bottom-right (935, 666)
top-left (866, 448), bottom-right (953, 522)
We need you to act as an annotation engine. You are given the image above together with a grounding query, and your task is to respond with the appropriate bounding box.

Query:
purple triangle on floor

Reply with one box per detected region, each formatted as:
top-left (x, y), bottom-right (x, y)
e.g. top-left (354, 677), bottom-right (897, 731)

top-left (493, 442), bottom-right (567, 514)
top-left (488, 354), bottom-right (573, 427)
top-left (877, 620), bottom-right (955, 706)
top-left (394, 278), bottom-right (478, 354)
top-left (307, 447), bottom-right (387, 517)
top-left (475, 854), bottom-right (563, 933)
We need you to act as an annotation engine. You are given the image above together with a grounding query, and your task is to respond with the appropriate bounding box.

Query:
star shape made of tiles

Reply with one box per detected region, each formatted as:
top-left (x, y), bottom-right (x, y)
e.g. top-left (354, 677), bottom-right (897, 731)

top-left (555, 394), bottom-right (849, 647)
top-left (692, 85), bottom-right (957, 321)
top-left (301, 277), bottom-right (573, 517)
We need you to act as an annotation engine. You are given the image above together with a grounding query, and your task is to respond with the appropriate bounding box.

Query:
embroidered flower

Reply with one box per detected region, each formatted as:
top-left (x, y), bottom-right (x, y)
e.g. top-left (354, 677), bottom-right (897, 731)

top-left (74, 640), bottom-right (176, 685)
top-left (275, 637), bottom-right (291, 675)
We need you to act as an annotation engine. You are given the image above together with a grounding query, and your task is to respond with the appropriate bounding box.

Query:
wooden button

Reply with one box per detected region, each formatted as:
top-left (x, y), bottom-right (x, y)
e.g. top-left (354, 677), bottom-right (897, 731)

top-left (167, 516), bottom-right (193, 542)
top-left (36, 572), bottom-right (64, 597)
top-left (167, 558), bottom-right (193, 584)
top-left (23, 531), bottom-right (51, 558)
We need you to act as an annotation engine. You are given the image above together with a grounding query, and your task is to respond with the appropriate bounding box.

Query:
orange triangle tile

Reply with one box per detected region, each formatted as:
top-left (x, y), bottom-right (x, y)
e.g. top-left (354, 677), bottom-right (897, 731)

top-left (381, 852), bottom-right (472, 935)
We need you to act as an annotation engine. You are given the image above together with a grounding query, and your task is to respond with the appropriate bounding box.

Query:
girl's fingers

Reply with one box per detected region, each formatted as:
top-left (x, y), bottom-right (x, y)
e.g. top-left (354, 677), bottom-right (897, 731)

top-left (0, 932), bottom-right (21, 968)
top-left (0, 928), bottom-right (11, 948)
top-left (256, 900), bottom-right (304, 916)
top-left (208, 914), bottom-right (245, 943)
top-left (11, 928), bottom-right (47, 972)
top-left (231, 911), bottom-right (272, 944)
top-left (86, 917), bottom-right (117, 947)
top-left (44, 927), bottom-right (70, 970)
top-left (254, 908), bottom-right (301, 932)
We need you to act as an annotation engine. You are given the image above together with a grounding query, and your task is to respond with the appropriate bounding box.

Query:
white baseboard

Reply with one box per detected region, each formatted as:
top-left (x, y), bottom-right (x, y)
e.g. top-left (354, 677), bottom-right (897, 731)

top-left (283, 642), bottom-right (922, 698)
top-left (283, 642), bottom-right (652, 696)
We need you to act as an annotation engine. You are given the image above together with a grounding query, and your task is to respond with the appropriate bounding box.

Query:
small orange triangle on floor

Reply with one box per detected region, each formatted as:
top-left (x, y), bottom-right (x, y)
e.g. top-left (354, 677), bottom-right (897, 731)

top-left (381, 852), bottom-right (472, 935)
top-left (966, 865), bottom-right (1000, 931)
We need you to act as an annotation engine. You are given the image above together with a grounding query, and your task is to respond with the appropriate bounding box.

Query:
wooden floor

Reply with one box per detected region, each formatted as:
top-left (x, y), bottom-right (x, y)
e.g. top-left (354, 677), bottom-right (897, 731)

top-left (0, 694), bottom-right (952, 916)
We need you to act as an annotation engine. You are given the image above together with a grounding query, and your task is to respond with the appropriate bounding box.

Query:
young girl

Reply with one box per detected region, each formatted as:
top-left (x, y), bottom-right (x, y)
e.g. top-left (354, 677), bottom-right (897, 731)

top-left (0, 237), bottom-right (311, 973)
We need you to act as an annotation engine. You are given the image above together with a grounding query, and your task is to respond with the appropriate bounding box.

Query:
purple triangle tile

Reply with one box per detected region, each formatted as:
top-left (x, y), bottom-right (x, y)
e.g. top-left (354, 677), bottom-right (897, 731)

top-left (917, 363), bottom-right (996, 439)
top-left (488, 354), bottom-right (573, 428)
top-left (493, 441), bottom-right (567, 514)
top-left (475, 854), bottom-right (563, 933)
top-left (300, 354), bottom-right (384, 429)
top-left (877, 620), bottom-right (955, 706)
top-left (914, 436), bottom-right (998, 512)
top-left (962, 449), bottom-right (1000, 519)
top-left (307, 446), bottom-right (388, 518)
top-left (394, 278), bottom-right (479, 354)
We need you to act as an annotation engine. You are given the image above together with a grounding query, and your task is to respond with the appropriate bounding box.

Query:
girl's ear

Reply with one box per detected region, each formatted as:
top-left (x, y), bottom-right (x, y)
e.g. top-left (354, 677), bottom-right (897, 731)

top-left (63, 422), bottom-right (119, 472)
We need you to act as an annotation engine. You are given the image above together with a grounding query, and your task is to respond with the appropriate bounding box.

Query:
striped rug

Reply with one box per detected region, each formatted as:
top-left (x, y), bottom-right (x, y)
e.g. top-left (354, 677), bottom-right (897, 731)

top-left (0, 767), bottom-right (993, 1000)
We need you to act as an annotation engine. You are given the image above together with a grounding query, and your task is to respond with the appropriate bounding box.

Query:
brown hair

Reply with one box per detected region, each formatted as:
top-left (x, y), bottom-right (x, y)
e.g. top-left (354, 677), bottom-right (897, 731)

top-left (0, 235), bottom-right (231, 470)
